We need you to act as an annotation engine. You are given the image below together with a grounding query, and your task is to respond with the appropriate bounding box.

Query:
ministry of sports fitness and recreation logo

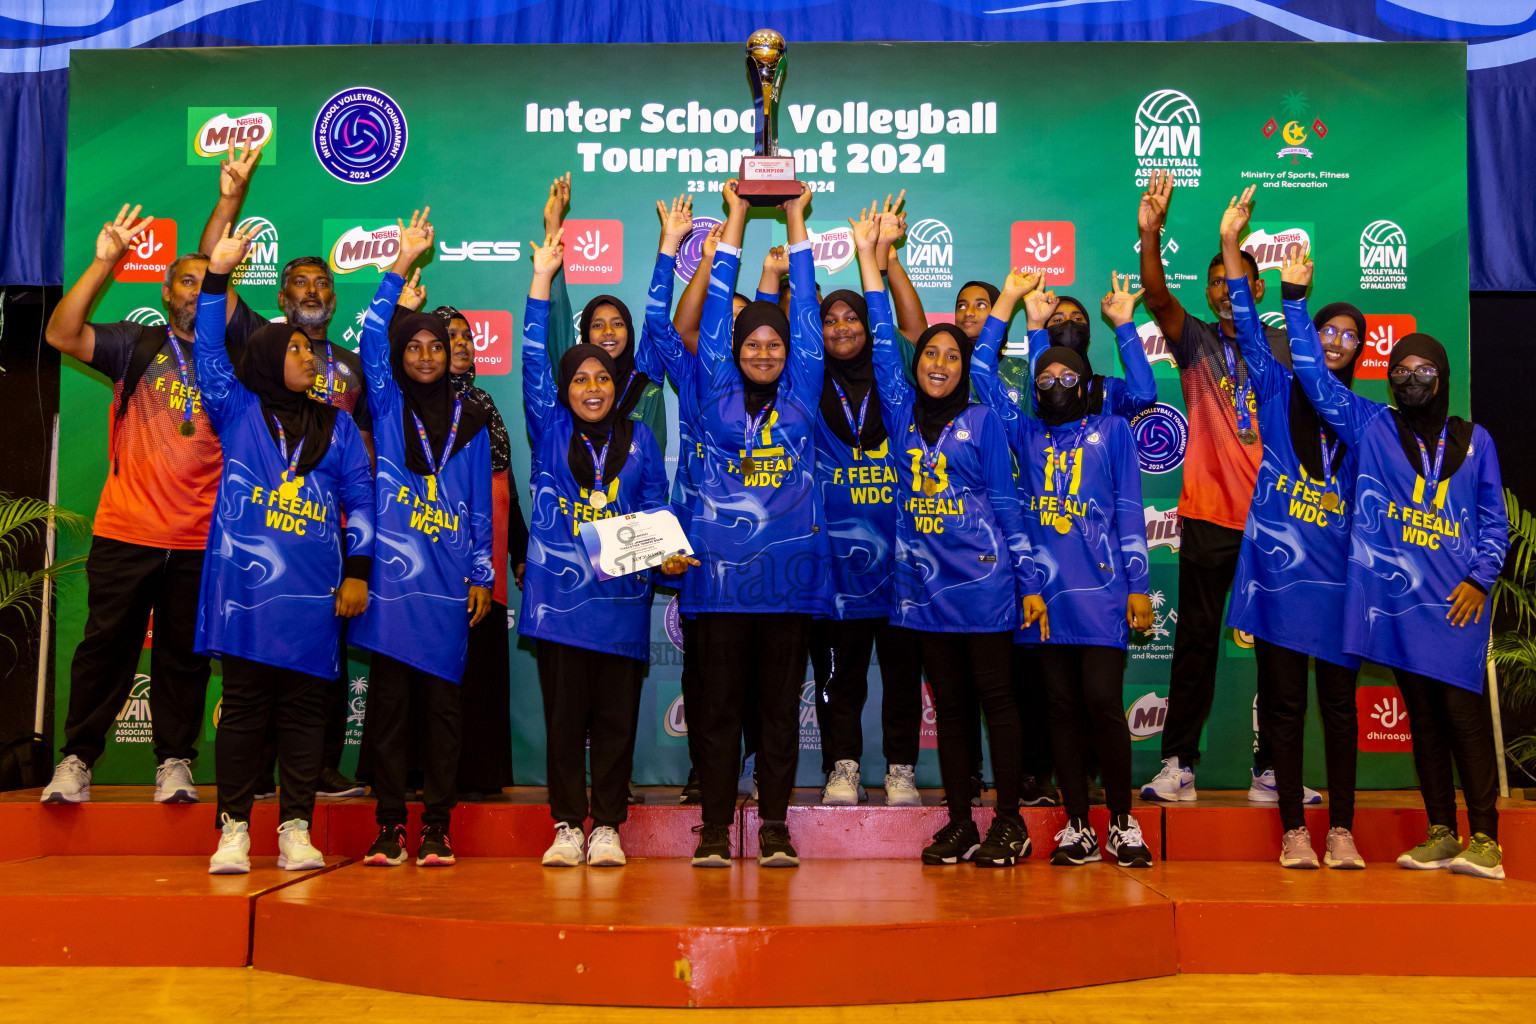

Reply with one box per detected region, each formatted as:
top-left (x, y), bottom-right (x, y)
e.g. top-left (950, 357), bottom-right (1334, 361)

top-left (1130, 590), bottom-right (1177, 659)
top-left (1133, 88), bottom-right (1201, 188)
top-left (1262, 90), bottom-right (1328, 163)
top-left (1359, 219), bottom-right (1408, 290)
top-left (231, 216), bottom-right (279, 287)
top-left (313, 87), bottom-right (408, 184)
top-left (326, 220), bottom-right (400, 274)
top-left (675, 217), bottom-right (722, 282)
top-left (125, 307), bottom-right (167, 326)
top-left (1126, 692), bottom-right (1169, 739)
top-left (1130, 403), bottom-right (1188, 474)
top-left (188, 107), bottom-right (277, 164)
top-left (903, 218), bottom-right (953, 289)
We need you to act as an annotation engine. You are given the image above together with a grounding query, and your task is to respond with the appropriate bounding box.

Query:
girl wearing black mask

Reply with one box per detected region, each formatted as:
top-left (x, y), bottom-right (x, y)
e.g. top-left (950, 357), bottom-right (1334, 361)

top-left (1285, 248), bottom-right (1509, 881)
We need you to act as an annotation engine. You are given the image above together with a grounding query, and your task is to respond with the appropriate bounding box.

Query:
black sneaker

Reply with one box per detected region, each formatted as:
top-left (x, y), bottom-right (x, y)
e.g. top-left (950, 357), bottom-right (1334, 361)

top-left (680, 769), bottom-right (702, 805)
top-left (363, 824), bottom-right (407, 867)
top-left (416, 824), bottom-right (456, 866)
top-left (758, 822), bottom-right (799, 867)
top-left (1019, 775), bottom-right (1060, 807)
top-left (1050, 818), bottom-right (1100, 866)
top-left (974, 814), bottom-right (1031, 867)
top-left (628, 781), bottom-right (646, 805)
top-left (691, 823), bottom-right (733, 867)
top-left (922, 820), bottom-right (981, 864)
top-left (317, 766), bottom-right (365, 798)
top-left (1107, 814), bottom-right (1153, 867)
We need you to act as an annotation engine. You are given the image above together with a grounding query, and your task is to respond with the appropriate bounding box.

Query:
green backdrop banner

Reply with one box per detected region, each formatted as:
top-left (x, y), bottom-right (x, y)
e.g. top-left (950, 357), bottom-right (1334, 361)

top-left (57, 42), bottom-right (1467, 790)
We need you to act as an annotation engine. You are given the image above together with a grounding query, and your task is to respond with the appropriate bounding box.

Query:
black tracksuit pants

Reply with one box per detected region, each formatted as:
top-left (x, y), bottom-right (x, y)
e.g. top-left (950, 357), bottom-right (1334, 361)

top-left (536, 640), bottom-right (644, 829)
top-left (919, 630), bottom-right (1022, 824)
top-left (809, 616), bottom-right (923, 770)
top-left (214, 655), bottom-right (327, 827)
top-left (1395, 668), bottom-right (1500, 840)
top-left (1254, 638), bottom-right (1359, 832)
top-left (364, 654), bottom-right (461, 829)
top-left (1040, 644), bottom-right (1133, 821)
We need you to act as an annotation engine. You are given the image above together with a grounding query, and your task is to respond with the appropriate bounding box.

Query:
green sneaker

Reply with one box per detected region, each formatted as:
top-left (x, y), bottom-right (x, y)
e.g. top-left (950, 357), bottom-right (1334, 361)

top-left (1449, 833), bottom-right (1505, 880)
top-left (1396, 824), bottom-right (1462, 870)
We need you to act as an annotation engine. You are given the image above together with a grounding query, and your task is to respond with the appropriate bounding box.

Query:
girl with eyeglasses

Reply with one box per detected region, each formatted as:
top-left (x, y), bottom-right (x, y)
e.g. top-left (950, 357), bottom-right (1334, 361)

top-left (1217, 188), bottom-right (1366, 870)
top-left (1284, 245), bottom-right (1509, 881)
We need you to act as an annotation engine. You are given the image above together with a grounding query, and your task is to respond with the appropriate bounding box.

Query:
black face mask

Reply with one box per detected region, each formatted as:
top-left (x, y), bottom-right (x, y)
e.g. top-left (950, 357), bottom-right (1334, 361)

top-left (1392, 380), bottom-right (1436, 410)
top-left (1039, 386), bottom-right (1078, 414)
top-left (1047, 319), bottom-right (1091, 357)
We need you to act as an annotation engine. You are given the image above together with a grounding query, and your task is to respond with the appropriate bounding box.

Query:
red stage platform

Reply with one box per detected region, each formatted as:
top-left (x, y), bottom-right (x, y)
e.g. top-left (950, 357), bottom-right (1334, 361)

top-left (2, 785), bottom-right (1532, 1004)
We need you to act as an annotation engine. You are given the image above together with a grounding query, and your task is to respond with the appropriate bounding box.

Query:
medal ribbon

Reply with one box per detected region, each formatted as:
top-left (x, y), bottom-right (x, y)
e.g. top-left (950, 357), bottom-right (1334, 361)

top-left (412, 399), bottom-right (463, 503)
top-left (316, 339), bottom-right (336, 405)
top-left (831, 379), bottom-right (870, 452)
top-left (1221, 338), bottom-right (1253, 433)
top-left (743, 400), bottom-right (775, 467)
top-left (1318, 427), bottom-right (1340, 499)
top-left (916, 419), bottom-right (957, 486)
top-left (165, 327), bottom-right (195, 429)
top-left (272, 416), bottom-right (305, 485)
top-left (581, 431), bottom-right (612, 494)
top-left (1411, 422), bottom-right (1449, 509)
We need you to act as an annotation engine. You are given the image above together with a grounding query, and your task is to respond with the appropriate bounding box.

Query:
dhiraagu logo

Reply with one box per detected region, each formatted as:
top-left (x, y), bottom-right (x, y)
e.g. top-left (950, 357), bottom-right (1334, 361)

top-left (188, 107), bottom-right (277, 164)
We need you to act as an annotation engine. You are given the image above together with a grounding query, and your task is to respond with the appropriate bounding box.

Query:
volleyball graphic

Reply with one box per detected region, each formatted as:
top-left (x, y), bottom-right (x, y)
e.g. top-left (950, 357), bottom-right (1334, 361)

top-left (1136, 89), bottom-right (1200, 130)
top-left (1130, 402), bottom-right (1189, 474)
top-left (313, 87), bottom-right (409, 184)
top-left (1360, 219), bottom-right (1407, 248)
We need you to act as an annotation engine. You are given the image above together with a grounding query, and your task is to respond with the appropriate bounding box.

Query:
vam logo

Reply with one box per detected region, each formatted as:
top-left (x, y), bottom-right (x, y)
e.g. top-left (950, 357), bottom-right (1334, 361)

top-left (232, 216), bottom-right (279, 287)
top-left (903, 218), bottom-right (954, 289)
top-left (112, 218), bottom-right (177, 283)
top-left (1126, 692), bottom-right (1169, 739)
top-left (1356, 314), bottom-right (1418, 380)
top-left (1241, 226), bottom-right (1312, 273)
top-left (1144, 502), bottom-right (1182, 553)
top-left (188, 107), bottom-right (277, 164)
top-left (458, 310), bottom-right (514, 376)
top-left (1133, 89), bottom-right (1201, 187)
top-left (562, 219), bottom-right (623, 283)
top-left (799, 678), bottom-right (821, 751)
top-left (328, 222), bottom-right (400, 274)
top-left (125, 307), bottom-right (167, 326)
top-left (112, 674), bottom-right (155, 743)
top-left (664, 693), bottom-right (688, 737)
top-left (1009, 221), bottom-right (1075, 285)
top-left (1360, 220), bottom-right (1408, 290)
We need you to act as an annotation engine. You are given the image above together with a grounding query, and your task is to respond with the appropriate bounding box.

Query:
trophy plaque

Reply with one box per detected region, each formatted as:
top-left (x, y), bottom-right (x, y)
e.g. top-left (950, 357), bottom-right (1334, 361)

top-left (737, 29), bottom-right (801, 206)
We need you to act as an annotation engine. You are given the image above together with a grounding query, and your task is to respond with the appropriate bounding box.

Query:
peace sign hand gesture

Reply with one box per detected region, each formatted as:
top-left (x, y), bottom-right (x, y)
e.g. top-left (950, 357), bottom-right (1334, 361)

top-left (1280, 245), bottom-right (1314, 288)
top-left (1220, 185), bottom-right (1257, 243)
top-left (1101, 271), bottom-right (1145, 327)
top-left (95, 203), bottom-right (155, 264)
top-left (219, 141), bottom-right (264, 200)
top-left (1138, 169), bottom-right (1173, 236)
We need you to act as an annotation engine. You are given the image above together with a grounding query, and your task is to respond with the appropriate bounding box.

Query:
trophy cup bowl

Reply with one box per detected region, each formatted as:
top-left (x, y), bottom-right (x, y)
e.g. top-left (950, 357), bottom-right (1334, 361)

top-left (738, 29), bottom-right (801, 207)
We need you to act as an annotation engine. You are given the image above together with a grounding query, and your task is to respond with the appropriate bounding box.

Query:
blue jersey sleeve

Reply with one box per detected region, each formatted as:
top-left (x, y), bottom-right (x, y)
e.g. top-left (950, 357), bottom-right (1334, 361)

top-left (1284, 295), bottom-right (1382, 446)
top-left (783, 240), bottom-right (824, 405)
top-left (1468, 431), bottom-right (1510, 592)
top-left (977, 407), bottom-right (1039, 600)
top-left (338, 414), bottom-right (377, 576)
top-left (695, 247), bottom-right (743, 398)
top-left (1228, 274), bottom-right (1282, 402)
top-left (191, 275), bottom-right (248, 428)
top-left (1111, 417), bottom-right (1151, 593)
top-left (643, 251), bottom-right (696, 393)
top-left (360, 272), bottom-right (405, 415)
top-left (970, 315), bottom-right (1026, 451)
top-left (1024, 327), bottom-right (1047, 417)
top-left (866, 288), bottom-right (911, 431)
top-left (1108, 320), bottom-right (1157, 415)
top-left (467, 430), bottom-right (495, 589)
top-left (755, 288), bottom-right (778, 303)
top-left (522, 296), bottom-right (558, 450)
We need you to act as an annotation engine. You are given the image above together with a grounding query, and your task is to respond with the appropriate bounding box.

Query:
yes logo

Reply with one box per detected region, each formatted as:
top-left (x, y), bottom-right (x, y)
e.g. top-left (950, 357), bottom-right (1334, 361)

top-left (1356, 314), bottom-right (1418, 379)
top-left (1357, 686), bottom-right (1413, 752)
top-left (458, 309), bottom-right (514, 375)
top-left (113, 218), bottom-right (177, 282)
top-left (1010, 221), bottom-right (1075, 285)
top-left (188, 107), bottom-right (277, 164)
top-left (563, 219), bottom-right (623, 283)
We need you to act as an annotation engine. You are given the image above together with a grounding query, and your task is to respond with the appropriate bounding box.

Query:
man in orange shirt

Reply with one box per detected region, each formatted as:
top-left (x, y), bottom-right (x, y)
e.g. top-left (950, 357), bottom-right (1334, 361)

top-left (39, 205), bottom-right (227, 805)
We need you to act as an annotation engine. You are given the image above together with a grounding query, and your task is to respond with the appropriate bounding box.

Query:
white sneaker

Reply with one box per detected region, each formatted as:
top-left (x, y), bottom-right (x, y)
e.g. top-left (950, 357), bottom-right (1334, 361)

top-left (1140, 758), bottom-right (1197, 802)
top-left (884, 763), bottom-right (922, 806)
top-left (586, 825), bottom-right (627, 867)
top-left (541, 822), bottom-right (584, 867)
top-left (153, 758), bottom-right (199, 804)
top-left (209, 813), bottom-right (251, 874)
top-left (276, 818), bottom-right (325, 870)
top-left (1247, 768), bottom-right (1322, 804)
top-left (821, 759), bottom-right (865, 805)
top-left (40, 755), bottom-right (91, 804)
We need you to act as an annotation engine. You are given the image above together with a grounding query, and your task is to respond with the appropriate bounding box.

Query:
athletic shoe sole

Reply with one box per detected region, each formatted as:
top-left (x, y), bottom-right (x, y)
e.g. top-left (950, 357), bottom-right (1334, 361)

top-left (1324, 856), bottom-right (1365, 869)
top-left (317, 786), bottom-right (366, 798)
top-left (541, 853), bottom-right (582, 867)
top-left (884, 789), bottom-right (922, 807)
top-left (1051, 847), bottom-right (1098, 866)
top-left (691, 854), bottom-right (732, 867)
top-left (363, 850), bottom-right (407, 867)
top-left (416, 853), bottom-right (456, 866)
top-left (921, 844), bottom-right (979, 865)
top-left (208, 860), bottom-right (251, 875)
top-left (1116, 850), bottom-right (1154, 868)
top-left (154, 789), bottom-right (199, 804)
top-left (587, 852), bottom-right (626, 867)
top-left (973, 850), bottom-right (1022, 868)
top-left (1247, 786), bottom-right (1280, 804)
top-left (277, 854), bottom-right (325, 871)
top-left (1279, 856), bottom-right (1320, 869)
top-left (40, 790), bottom-right (89, 804)
top-left (758, 852), bottom-right (799, 867)
top-left (1396, 854), bottom-right (1456, 870)
top-left (1139, 786), bottom-right (1197, 802)
top-left (1448, 858), bottom-right (1505, 880)
top-left (820, 789), bottom-right (859, 806)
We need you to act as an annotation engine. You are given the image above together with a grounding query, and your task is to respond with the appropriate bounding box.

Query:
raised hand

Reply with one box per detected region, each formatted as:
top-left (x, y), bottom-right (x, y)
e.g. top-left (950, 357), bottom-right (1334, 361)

top-left (875, 190), bottom-right (907, 249)
top-left (530, 227), bottom-right (565, 278)
top-left (220, 141), bottom-right (263, 200)
top-left (1000, 267), bottom-right (1043, 307)
top-left (207, 222), bottom-right (256, 275)
top-left (399, 267), bottom-right (427, 311)
top-left (780, 181), bottom-right (813, 217)
top-left (395, 206), bottom-right (435, 267)
top-left (544, 172), bottom-right (571, 238)
top-left (847, 205), bottom-right (880, 254)
top-left (1138, 169), bottom-right (1173, 236)
top-left (1220, 185), bottom-right (1256, 242)
top-left (722, 178), bottom-right (748, 216)
top-left (1023, 281), bottom-right (1060, 330)
top-left (656, 193), bottom-right (694, 254)
top-left (701, 221), bottom-right (724, 260)
top-left (1101, 271), bottom-right (1145, 327)
top-left (95, 204), bottom-right (155, 264)
top-left (1280, 245), bottom-right (1314, 288)
top-left (762, 244), bottom-right (789, 280)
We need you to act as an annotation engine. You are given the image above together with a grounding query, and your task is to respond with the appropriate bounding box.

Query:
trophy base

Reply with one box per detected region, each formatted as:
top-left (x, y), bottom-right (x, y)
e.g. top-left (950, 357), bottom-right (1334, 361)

top-left (737, 155), bottom-right (800, 207)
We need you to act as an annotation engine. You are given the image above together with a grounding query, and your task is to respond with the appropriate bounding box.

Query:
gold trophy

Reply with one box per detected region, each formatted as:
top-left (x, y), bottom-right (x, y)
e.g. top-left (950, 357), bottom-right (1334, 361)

top-left (737, 29), bottom-right (800, 206)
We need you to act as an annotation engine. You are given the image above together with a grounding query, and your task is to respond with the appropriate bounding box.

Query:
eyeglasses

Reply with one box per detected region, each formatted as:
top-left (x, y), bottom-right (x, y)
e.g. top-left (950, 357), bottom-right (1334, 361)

top-left (1388, 365), bottom-right (1438, 385)
top-left (1036, 371), bottom-right (1081, 390)
top-left (1319, 325), bottom-right (1360, 347)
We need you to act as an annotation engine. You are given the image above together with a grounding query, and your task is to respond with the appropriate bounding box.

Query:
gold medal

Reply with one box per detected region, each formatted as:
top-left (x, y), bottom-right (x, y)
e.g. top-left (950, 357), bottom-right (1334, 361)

top-left (179, 420), bottom-right (196, 438)
top-left (921, 478), bottom-right (939, 497)
top-left (1054, 516), bottom-right (1072, 535)
top-left (589, 491), bottom-right (608, 510)
top-left (1321, 492), bottom-right (1339, 512)
top-left (1237, 428), bottom-right (1259, 446)
top-left (278, 476), bottom-right (301, 502)
top-left (742, 457), bottom-right (755, 475)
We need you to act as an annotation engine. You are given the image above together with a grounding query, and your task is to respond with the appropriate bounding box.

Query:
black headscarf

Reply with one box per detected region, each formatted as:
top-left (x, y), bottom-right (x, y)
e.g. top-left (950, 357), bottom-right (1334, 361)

top-left (732, 300), bottom-right (791, 417)
top-left (389, 312), bottom-right (490, 476)
top-left (579, 294), bottom-right (653, 421)
top-left (1388, 332), bottom-right (1471, 480)
top-left (956, 280), bottom-right (1007, 346)
top-left (244, 323), bottom-right (338, 476)
top-left (817, 290), bottom-right (887, 449)
top-left (911, 323), bottom-right (973, 445)
top-left (1291, 301), bottom-right (1365, 481)
top-left (1033, 345), bottom-right (1091, 428)
top-left (432, 305), bottom-right (512, 475)
top-left (558, 343), bottom-right (634, 489)
top-left (1043, 295), bottom-right (1114, 414)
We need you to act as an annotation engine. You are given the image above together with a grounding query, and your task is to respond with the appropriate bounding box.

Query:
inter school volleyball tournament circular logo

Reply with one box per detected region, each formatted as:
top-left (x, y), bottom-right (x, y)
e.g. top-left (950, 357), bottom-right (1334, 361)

top-left (313, 87), bottom-right (408, 183)
top-left (675, 217), bottom-right (722, 281)
top-left (1131, 402), bottom-right (1189, 474)
top-left (665, 595), bottom-right (685, 653)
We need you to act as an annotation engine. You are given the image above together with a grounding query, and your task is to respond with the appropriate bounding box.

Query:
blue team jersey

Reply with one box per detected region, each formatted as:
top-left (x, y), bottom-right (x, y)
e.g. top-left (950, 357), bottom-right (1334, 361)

top-left (973, 317), bottom-right (1148, 648)
top-left (191, 289), bottom-right (376, 679)
top-left (1288, 297), bottom-right (1508, 693)
top-left (349, 272), bottom-right (494, 684)
top-left (997, 322), bottom-right (1157, 419)
top-left (866, 290), bottom-right (1038, 633)
top-left (1223, 276), bottom-right (1360, 667)
top-left (519, 295), bottom-right (670, 660)
top-left (813, 409), bottom-right (900, 621)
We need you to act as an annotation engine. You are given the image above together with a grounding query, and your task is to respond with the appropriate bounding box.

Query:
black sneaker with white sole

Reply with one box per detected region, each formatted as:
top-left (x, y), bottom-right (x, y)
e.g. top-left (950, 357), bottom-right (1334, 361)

top-left (1018, 774), bottom-right (1060, 807)
top-left (316, 767), bottom-right (365, 798)
top-left (922, 820), bottom-right (981, 864)
top-left (679, 768), bottom-right (702, 805)
top-left (1050, 818), bottom-right (1100, 866)
top-left (974, 814), bottom-right (1030, 867)
top-left (363, 824), bottom-right (407, 866)
top-left (416, 824), bottom-right (456, 866)
top-left (758, 822), bottom-right (799, 868)
top-left (691, 823), bottom-right (733, 867)
top-left (1107, 814), bottom-right (1153, 867)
